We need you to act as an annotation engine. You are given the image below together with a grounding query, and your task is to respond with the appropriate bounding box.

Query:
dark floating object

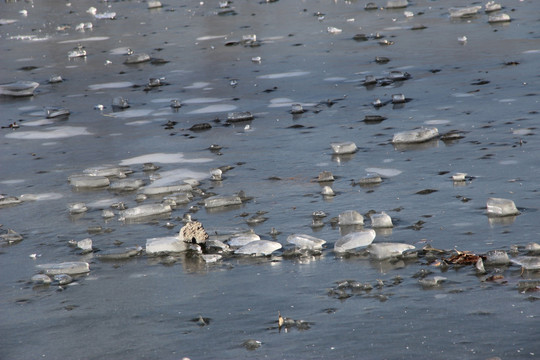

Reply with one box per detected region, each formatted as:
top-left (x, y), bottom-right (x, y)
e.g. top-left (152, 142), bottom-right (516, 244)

top-left (416, 189), bottom-right (438, 195)
top-left (411, 24), bottom-right (427, 30)
top-left (364, 2), bottom-right (378, 10)
top-left (471, 79), bottom-right (490, 85)
top-left (353, 33), bottom-right (368, 41)
top-left (375, 56), bottom-right (390, 64)
top-left (504, 61), bottom-right (519, 66)
top-left (189, 123), bottom-right (212, 131)
top-left (242, 339), bottom-right (262, 351)
top-left (170, 99), bottom-right (182, 109)
top-left (112, 96), bottom-right (129, 110)
top-left (363, 115), bottom-right (387, 123)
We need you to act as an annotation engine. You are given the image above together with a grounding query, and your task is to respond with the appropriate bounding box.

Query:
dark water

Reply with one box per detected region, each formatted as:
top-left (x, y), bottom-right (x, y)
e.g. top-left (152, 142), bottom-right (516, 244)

top-left (1, 1), bottom-right (539, 359)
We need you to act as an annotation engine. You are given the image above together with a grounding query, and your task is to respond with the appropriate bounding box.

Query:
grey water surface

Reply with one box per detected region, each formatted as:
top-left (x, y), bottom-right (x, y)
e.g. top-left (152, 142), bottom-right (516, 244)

top-left (1, 1), bottom-right (540, 359)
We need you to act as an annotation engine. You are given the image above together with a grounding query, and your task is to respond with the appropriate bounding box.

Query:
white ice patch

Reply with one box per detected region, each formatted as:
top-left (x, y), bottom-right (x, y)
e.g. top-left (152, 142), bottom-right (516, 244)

top-left (451, 92), bottom-right (475, 98)
top-left (21, 119), bottom-right (55, 127)
top-left (188, 104), bottom-right (237, 114)
top-left (257, 71), bottom-right (310, 79)
top-left (523, 49), bottom-right (540, 54)
top-left (196, 35), bottom-right (227, 41)
top-left (149, 168), bottom-right (209, 187)
top-left (183, 97), bottom-right (229, 104)
top-left (0, 179), bottom-right (25, 185)
top-left (5, 126), bottom-right (91, 140)
top-left (268, 98), bottom-right (316, 108)
top-left (58, 37), bottom-right (109, 44)
top-left (120, 153), bottom-right (213, 165)
top-left (184, 82), bottom-right (210, 89)
top-left (19, 192), bottom-right (64, 201)
top-left (125, 120), bottom-right (153, 126)
top-left (365, 167), bottom-right (402, 177)
top-left (499, 160), bottom-right (518, 165)
top-left (107, 109), bottom-right (153, 118)
top-left (87, 198), bottom-right (122, 208)
top-left (88, 81), bottom-right (134, 90)
top-left (109, 47), bottom-right (132, 55)
top-left (323, 77), bottom-right (347, 82)
top-left (425, 119), bottom-right (450, 125)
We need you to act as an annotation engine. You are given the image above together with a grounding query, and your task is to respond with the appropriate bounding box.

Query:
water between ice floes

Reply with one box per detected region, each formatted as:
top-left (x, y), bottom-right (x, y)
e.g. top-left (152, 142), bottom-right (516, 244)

top-left (1, 0), bottom-right (540, 359)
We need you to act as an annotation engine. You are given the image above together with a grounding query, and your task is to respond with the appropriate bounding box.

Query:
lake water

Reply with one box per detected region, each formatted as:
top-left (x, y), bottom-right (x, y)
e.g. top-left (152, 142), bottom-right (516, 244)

top-left (1, 1), bottom-right (539, 359)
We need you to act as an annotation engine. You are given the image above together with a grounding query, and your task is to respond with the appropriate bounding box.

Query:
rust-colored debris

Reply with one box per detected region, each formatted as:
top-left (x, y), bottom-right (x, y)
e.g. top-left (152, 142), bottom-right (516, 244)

top-left (444, 250), bottom-right (484, 265)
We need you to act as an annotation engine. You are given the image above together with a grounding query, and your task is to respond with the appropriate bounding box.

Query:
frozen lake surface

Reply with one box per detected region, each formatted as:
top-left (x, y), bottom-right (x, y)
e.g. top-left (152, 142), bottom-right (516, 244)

top-left (1, 1), bottom-right (539, 359)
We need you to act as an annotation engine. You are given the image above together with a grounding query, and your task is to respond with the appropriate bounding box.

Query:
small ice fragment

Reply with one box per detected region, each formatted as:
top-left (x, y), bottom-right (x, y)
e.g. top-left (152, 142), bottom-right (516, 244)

top-left (334, 229), bottom-right (376, 253)
top-left (391, 94), bottom-right (406, 104)
top-left (120, 203), bottom-right (172, 220)
top-left (291, 103), bottom-right (304, 114)
top-left (170, 99), bottom-right (182, 109)
top-left (452, 173), bottom-right (467, 181)
top-left (109, 179), bottom-right (145, 191)
top-left (331, 141), bottom-right (357, 155)
top-left (488, 13), bottom-right (511, 23)
top-left (367, 242), bottom-right (414, 260)
top-left (287, 234), bottom-right (326, 250)
top-left (94, 104), bottom-right (104, 111)
top-left (124, 53), bottom-right (151, 64)
top-left (386, 0), bottom-right (408, 9)
top-left (317, 171), bottom-right (334, 182)
top-left (392, 127), bottom-right (439, 144)
top-left (202, 254), bottom-right (222, 263)
top-left (449, 6), bottom-right (481, 18)
top-left (235, 240), bottom-right (282, 256)
top-left (485, 1), bottom-right (502, 12)
top-left (20, 9), bottom-right (28, 16)
top-left (45, 106), bottom-right (70, 118)
top-left (112, 96), bottom-right (129, 109)
top-left (204, 195), bottom-right (242, 208)
top-left (0, 81), bottom-right (39, 97)
top-left (29, 253), bottom-right (37, 259)
top-left (338, 210), bottom-right (364, 226)
top-left (476, 258), bottom-right (486, 274)
top-left (458, 36), bottom-right (467, 43)
top-left (146, 236), bottom-right (188, 254)
top-left (148, 1), bottom-right (163, 9)
top-left (321, 186), bottom-right (335, 196)
top-left (141, 184), bottom-right (192, 196)
top-left (97, 246), bottom-right (142, 260)
top-left (31, 274), bottom-right (51, 284)
top-left (210, 168), bottom-right (222, 181)
top-left (94, 12), bottom-right (116, 20)
top-left (251, 56), bottom-right (262, 63)
top-left (227, 111), bottom-right (254, 122)
top-left (357, 174), bottom-right (382, 186)
top-left (102, 209), bottom-right (115, 218)
top-left (484, 250), bottom-right (510, 265)
top-left (36, 261), bottom-right (90, 275)
top-left (68, 44), bottom-right (86, 58)
top-left (419, 276), bottom-right (446, 287)
top-left (510, 256), bottom-right (540, 270)
top-left (370, 212), bottom-right (393, 228)
top-left (404, 11), bottom-right (414, 17)
top-left (525, 243), bottom-right (540, 253)
top-left (0, 229), bottom-right (23, 244)
top-left (228, 233), bottom-right (261, 247)
top-left (48, 75), bottom-right (63, 84)
top-left (69, 175), bottom-right (110, 188)
top-left (486, 197), bottom-right (519, 217)
top-left (69, 202), bottom-right (88, 214)
top-left (86, 7), bottom-right (97, 15)
top-left (365, 2), bottom-right (378, 10)
top-left (54, 274), bottom-right (73, 285)
top-left (327, 27), bottom-right (342, 34)
top-left (76, 238), bottom-right (93, 251)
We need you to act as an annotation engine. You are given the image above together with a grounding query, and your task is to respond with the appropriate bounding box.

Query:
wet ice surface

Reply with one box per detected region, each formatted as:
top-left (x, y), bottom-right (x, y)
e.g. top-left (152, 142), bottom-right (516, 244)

top-left (1, 0), bottom-right (540, 359)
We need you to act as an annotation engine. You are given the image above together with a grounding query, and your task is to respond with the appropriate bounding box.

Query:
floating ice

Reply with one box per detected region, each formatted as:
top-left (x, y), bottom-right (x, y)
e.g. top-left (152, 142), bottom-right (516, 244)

top-left (386, 0), bottom-right (408, 9)
top-left (484, 250), bottom-right (510, 265)
top-left (148, 1), bottom-right (162, 9)
top-left (486, 197), bottom-right (519, 217)
top-left (257, 71), bottom-right (310, 80)
top-left (21, 119), bottom-right (54, 127)
top-left (334, 229), bottom-right (376, 253)
top-left (331, 142), bottom-right (357, 155)
top-left (69, 175), bottom-right (110, 188)
top-left (510, 256), bottom-right (540, 270)
top-left (31, 274), bottom-right (51, 284)
top-left (449, 6), bottom-right (481, 18)
top-left (0, 196), bottom-right (22, 207)
top-left (327, 27), bottom-right (342, 34)
top-left (141, 184), bottom-right (192, 196)
top-left (120, 153), bottom-right (212, 165)
top-left (97, 246), bottom-right (142, 260)
top-left (149, 169), bottom-right (209, 188)
top-left (69, 202), bottom-right (88, 214)
top-left (228, 233), bottom-right (260, 247)
top-left (19, 193), bottom-right (63, 201)
top-left (370, 212), bottom-right (393, 228)
top-left (235, 240), bottom-right (282, 256)
top-left (0, 81), bottom-right (39, 97)
top-left (321, 186), bottom-right (335, 196)
top-left (228, 111), bottom-right (254, 122)
top-left (183, 97), bottom-right (229, 104)
top-left (186, 104), bottom-right (237, 114)
top-left (196, 35), bottom-right (228, 41)
top-left (146, 236), bottom-right (188, 254)
top-left (6, 126), bottom-right (92, 140)
top-left (202, 254), bottom-right (222, 263)
top-left (36, 261), bottom-right (90, 275)
top-left (205, 195), bottom-right (242, 208)
top-left (392, 127), bottom-right (439, 144)
top-left (488, 13), bottom-right (511, 23)
top-left (184, 82), bottom-right (210, 89)
top-left (338, 210), bottom-right (364, 226)
top-left (367, 242), bottom-right (414, 260)
top-left (83, 166), bottom-right (129, 178)
top-left (419, 276), bottom-right (446, 287)
top-left (109, 179), bottom-right (145, 191)
top-left (357, 174), bottom-right (383, 185)
top-left (77, 238), bottom-right (93, 251)
top-left (0, 229), bottom-right (23, 244)
top-left (58, 37), bottom-right (109, 44)
top-left (94, 12), bottom-right (117, 20)
top-left (268, 98), bottom-right (316, 108)
top-left (120, 203), bottom-right (172, 220)
top-left (88, 81), bottom-right (134, 90)
top-left (287, 234), bottom-right (326, 250)
top-left (452, 173), bottom-right (467, 181)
